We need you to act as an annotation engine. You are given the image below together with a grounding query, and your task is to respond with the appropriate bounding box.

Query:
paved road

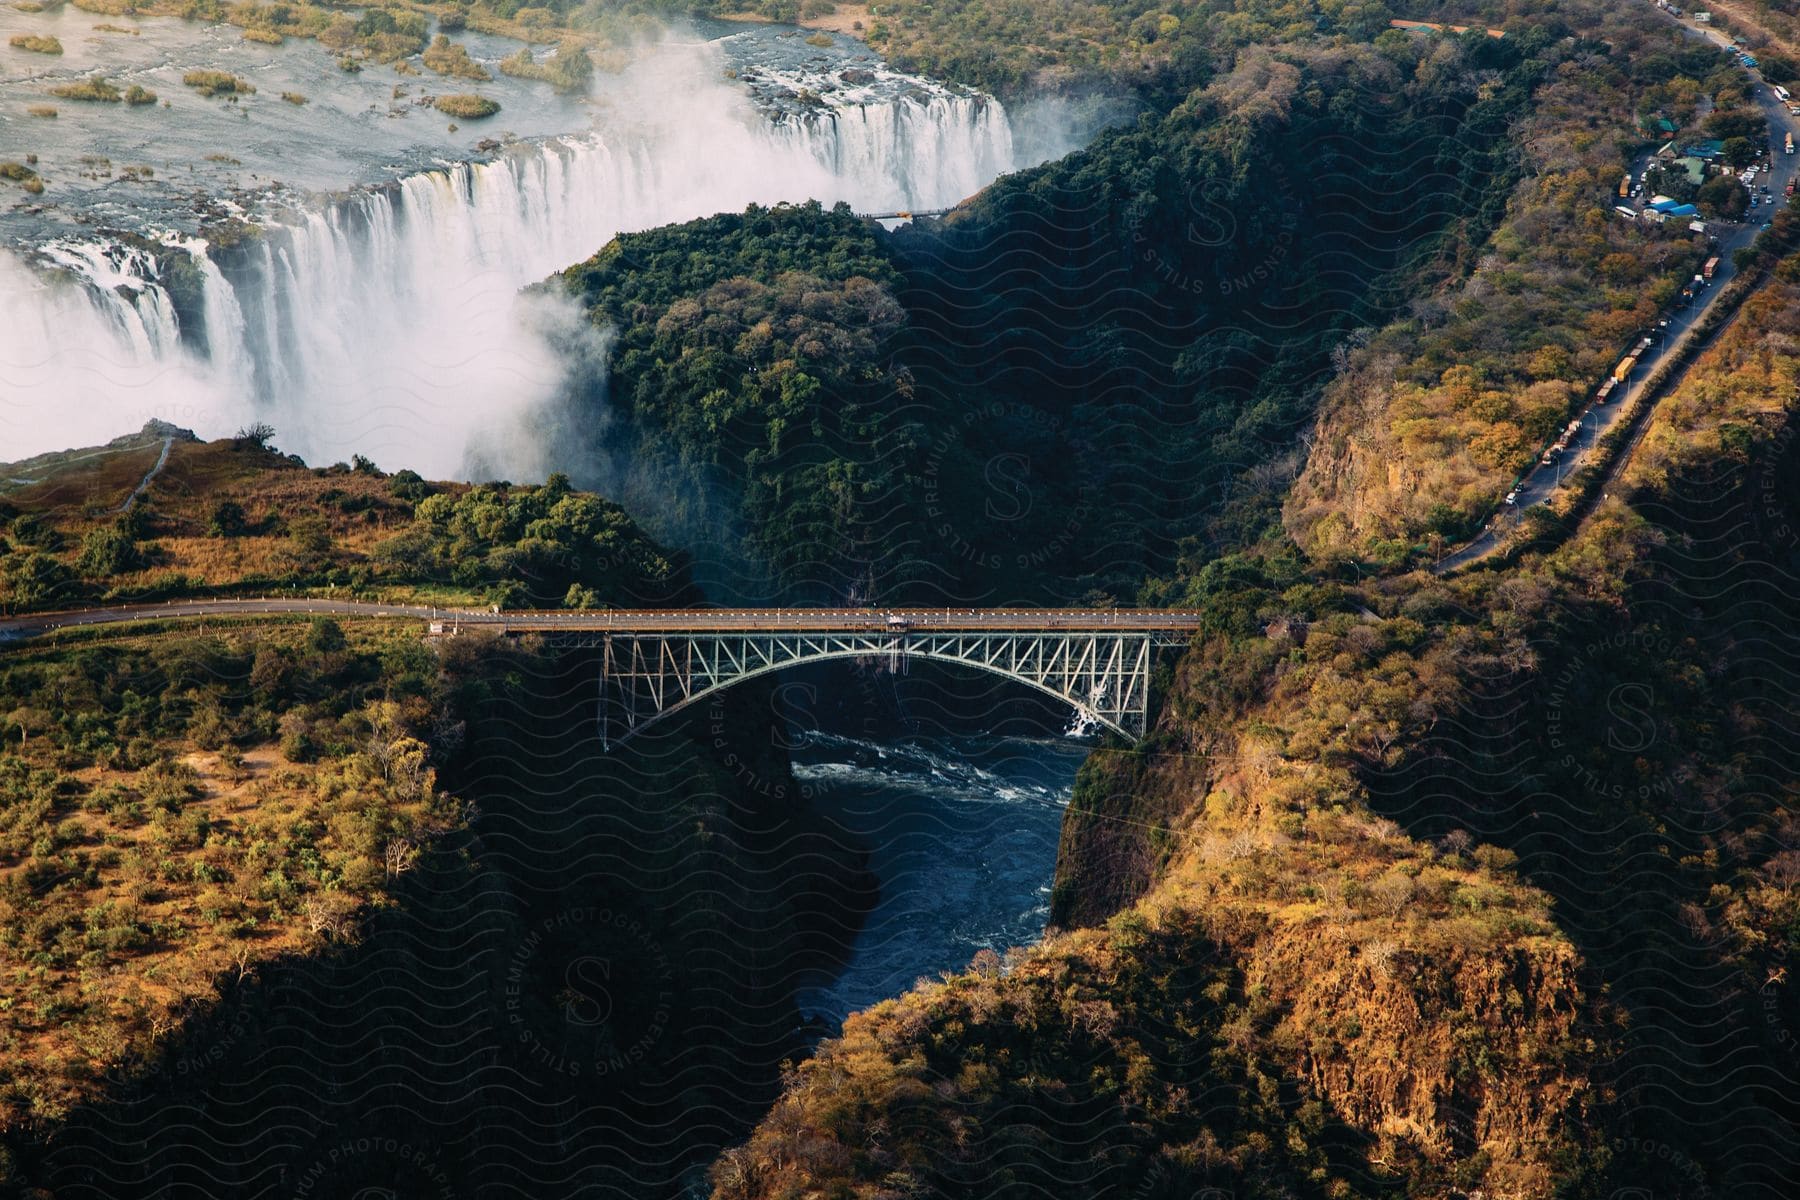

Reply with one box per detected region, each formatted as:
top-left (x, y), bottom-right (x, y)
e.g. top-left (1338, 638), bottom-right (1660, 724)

top-left (1435, 9), bottom-right (1798, 573)
top-left (0, 600), bottom-right (1208, 643)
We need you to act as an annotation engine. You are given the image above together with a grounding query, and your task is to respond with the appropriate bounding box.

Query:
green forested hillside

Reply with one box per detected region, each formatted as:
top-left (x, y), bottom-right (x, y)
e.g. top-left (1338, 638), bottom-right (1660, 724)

top-left (559, 25), bottom-right (1542, 602)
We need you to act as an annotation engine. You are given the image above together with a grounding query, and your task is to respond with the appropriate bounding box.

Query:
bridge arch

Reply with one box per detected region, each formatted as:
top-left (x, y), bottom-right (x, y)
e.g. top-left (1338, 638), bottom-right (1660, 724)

top-left (570, 628), bottom-right (1191, 747)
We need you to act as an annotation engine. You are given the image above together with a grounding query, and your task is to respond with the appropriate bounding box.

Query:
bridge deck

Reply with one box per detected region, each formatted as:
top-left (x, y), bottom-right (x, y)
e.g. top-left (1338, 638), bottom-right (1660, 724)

top-left (0, 601), bottom-right (1207, 641)
top-left (483, 609), bottom-right (1205, 633)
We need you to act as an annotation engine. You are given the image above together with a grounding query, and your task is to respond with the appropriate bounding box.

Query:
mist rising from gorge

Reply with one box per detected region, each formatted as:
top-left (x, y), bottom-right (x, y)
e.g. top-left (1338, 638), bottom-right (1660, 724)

top-left (0, 28), bottom-right (1109, 479)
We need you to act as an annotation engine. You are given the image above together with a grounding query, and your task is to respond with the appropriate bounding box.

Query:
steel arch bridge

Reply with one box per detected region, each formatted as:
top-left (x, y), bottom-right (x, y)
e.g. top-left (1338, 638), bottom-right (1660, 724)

top-left (523, 610), bottom-right (1202, 747)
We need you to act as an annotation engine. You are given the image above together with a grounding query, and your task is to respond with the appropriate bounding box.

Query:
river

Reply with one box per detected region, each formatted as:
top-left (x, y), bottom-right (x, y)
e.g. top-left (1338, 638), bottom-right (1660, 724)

top-left (791, 731), bottom-right (1088, 1026)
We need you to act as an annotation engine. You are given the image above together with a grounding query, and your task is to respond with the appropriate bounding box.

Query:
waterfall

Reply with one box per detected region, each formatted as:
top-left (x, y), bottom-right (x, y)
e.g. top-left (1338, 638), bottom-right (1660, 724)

top-left (0, 64), bottom-right (1022, 477)
top-left (766, 92), bottom-right (1015, 212)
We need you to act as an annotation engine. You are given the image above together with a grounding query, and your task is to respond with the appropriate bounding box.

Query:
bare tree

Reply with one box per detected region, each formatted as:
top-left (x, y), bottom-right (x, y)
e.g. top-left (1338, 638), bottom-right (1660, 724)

top-left (234, 422), bottom-right (276, 449)
top-left (384, 836), bottom-right (420, 879)
top-left (304, 892), bottom-right (361, 942)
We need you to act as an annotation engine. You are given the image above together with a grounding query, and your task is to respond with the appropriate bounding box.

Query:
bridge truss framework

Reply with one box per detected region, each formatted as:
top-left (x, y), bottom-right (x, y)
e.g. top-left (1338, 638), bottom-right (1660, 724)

top-left (547, 628), bottom-right (1194, 747)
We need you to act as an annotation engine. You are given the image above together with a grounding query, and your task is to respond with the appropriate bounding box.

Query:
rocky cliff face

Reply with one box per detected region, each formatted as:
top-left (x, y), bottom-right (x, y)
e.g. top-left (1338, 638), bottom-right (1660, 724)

top-left (1282, 353), bottom-right (1452, 553)
top-left (714, 617), bottom-right (1609, 1199)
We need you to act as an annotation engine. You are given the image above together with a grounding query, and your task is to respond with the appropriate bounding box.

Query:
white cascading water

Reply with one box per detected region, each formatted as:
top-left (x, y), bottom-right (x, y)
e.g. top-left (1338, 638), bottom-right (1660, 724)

top-left (0, 42), bottom-right (1021, 477)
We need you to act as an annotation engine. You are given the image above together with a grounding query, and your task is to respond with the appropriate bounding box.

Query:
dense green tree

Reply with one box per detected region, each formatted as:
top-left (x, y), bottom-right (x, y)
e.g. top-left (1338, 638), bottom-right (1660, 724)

top-left (381, 478), bottom-right (679, 607)
top-left (1706, 107), bottom-right (1768, 141)
top-left (558, 34), bottom-right (1538, 602)
top-left (1698, 173), bottom-right (1749, 219)
top-left (0, 552), bottom-right (74, 610)
top-left (207, 499), bottom-right (247, 537)
top-left (75, 525), bottom-right (141, 577)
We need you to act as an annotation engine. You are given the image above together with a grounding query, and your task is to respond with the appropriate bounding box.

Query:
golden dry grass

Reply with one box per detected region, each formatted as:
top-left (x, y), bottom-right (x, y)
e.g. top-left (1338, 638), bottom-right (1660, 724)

top-left (6, 437), bottom-right (487, 604)
top-left (5, 440), bottom-right (165, 511)
top-left (1, 743), bottom-right (318, 1110)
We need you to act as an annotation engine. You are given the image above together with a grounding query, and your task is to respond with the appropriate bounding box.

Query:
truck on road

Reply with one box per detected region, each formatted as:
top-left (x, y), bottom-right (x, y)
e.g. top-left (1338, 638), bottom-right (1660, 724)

top-left (1787, 131), bottom-right (1794, 154)
top-left (1704, 255), bottom-right (1720, 278)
